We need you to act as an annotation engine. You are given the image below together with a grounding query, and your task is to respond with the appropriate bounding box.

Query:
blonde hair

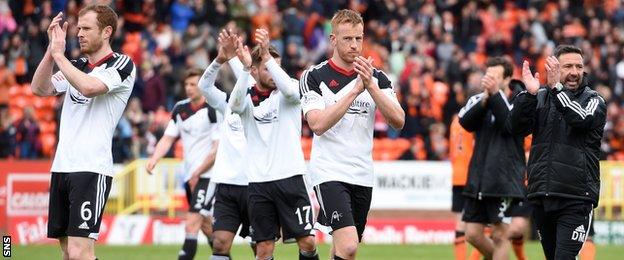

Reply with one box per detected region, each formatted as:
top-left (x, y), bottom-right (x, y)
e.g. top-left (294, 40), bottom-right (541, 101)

top-left (331, 9), bottom-right (363, 33)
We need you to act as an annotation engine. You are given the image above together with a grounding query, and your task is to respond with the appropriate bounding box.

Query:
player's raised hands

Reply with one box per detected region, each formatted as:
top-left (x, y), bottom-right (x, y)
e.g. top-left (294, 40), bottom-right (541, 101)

top-left (545, 56), bottom-right (561, 89)
top-left (49, 16), bottom-right (68, 57)
top-left (47, 12), bottom-right (67, 47)
top-left (482, 73), bottom-right (500, 94)
top-left (235, 37), bottom-right (252, 69)
top-left (217, 28), bottom-right (237, 63)
top-left (254, 28), bottom-right (271, 61)
top-left (354, 56), bottom-right (374, 89)
top-left (521, 60), bottom-right (540, 95)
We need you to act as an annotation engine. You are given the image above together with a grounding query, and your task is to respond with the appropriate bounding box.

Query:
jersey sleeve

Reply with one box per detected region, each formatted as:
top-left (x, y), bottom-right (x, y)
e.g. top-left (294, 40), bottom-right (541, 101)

top-left (163, 119), bottom-right (179, 137)
top-left (299, 68), bottom-right (325, 115)
top-left (51, 71), bottom-right (69, 93)
top-left (51, 59), bottom-right (81, 93)
top-left (91, 54), bottom-right (136, 94)
top-left (375, 69), bottom-right (400, 106)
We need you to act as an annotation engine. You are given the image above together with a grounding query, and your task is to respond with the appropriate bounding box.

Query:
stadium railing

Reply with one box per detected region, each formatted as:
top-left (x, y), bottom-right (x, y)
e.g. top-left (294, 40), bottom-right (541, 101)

top-left (108, 158), bottom-right (185, 218)
top-left (598, 161), bottom-right (624, 220)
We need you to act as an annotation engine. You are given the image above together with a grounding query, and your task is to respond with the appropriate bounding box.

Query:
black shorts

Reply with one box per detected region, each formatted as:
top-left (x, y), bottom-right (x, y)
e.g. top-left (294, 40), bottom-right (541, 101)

top-left (48, 172), bottom-right (112, 240)
top-left (462, 196), bottom-right (520, 224)
top-left (507, 197), bottom-right (533, 217)
top-left (248, 175), bottom-right (314, 243)
top-left (213, 183), bottom-right (250, 238)
top-left (314, 181), bottom-right (372, 242)
top-left (184, 178), bottom-right (215, 217)
top-left (451, 186), bottom-right (466, 213)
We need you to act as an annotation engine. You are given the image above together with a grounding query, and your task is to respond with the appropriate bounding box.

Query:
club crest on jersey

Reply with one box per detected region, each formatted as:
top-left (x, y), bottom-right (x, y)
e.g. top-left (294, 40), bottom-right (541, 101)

top-left (69, 88), bottom-right (91, 105)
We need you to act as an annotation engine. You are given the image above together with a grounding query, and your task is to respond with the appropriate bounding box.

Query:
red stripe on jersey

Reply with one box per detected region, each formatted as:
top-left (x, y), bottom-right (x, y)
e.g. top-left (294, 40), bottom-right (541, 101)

top-left (328, 59), bottom-right (356, 77)
top-left (88, 52), bottom-right (115, 69)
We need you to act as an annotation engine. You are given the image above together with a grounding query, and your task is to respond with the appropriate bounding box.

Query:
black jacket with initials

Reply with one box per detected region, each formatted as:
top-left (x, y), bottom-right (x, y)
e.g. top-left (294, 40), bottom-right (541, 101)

top-left (458, 89), bottom-right (527, 199)
top-left (506, 86), bottom-right (606, 205)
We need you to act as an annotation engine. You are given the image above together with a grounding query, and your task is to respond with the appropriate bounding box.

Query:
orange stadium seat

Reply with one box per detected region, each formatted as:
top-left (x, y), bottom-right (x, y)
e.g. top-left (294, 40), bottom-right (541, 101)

top-left (34, 108), bottom-right (55, 122)
top-left (373, 138), bottom-right (408, 160)
top-left (40, 121), bottom-right (57, 134)
top-left (32, 96), bottom-right (45, 109)
top-left (8, 85), bottom-right (21, 97)
top-left (41, 133), bottom-right (56, 157)
top-left (8, 106), bottom-right (23, 120)
top-left (9, 95), bottom-right (27, 109)
top-left (43, 97), bottom-right (57, 108)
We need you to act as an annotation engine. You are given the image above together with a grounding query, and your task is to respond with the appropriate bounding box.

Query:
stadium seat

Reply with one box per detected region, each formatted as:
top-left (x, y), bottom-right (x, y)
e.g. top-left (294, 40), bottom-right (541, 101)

top-left (34, 108), bottom-right (55, 122)
top-left (9, 95), bottom-right (27, 109)
top-left (8, 106), bottom-right (23, 120)
top-left (8, 85), bottom-right (21, 97)
top-left (32, 96), bottom-right (45, 109)
top-left (40, 121), bottom-right (57, 134)
top-left (40, 133), bottom-right (56, 157)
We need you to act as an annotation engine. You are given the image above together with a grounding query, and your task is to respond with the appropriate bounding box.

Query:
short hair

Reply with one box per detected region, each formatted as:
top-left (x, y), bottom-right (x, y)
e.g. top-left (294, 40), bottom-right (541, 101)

top-left (78, 5), bottom-right (118, 42)
top-left (183, 68), bottom-right (203, 81)
top-left (486, 56), bottom-right (513, 79)
top-left (331, 9), bottom-right (364, 32)
top-left (554, 45), bottom-right (583, 58)
top-left (250, 45), bottom-right (280, 66)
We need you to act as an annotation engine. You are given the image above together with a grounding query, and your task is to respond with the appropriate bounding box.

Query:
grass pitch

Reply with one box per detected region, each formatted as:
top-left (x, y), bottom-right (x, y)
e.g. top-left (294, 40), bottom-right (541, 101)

top-left (12, 242), bottom-right (624, 259)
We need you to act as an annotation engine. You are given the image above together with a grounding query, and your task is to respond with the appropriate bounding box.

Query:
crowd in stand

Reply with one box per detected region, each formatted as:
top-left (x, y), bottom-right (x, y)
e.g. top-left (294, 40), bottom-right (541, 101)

top-left (0, 0), bottom-right (623, 162)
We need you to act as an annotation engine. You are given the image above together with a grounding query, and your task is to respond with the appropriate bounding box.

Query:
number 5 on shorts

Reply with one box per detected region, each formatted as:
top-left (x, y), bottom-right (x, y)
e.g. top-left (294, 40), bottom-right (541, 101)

top-left (295, 206), bottom-right (311, 225)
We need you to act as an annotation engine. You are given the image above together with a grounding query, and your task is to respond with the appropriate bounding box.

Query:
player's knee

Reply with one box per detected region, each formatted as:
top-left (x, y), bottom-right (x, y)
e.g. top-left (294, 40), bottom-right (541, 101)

top-left (66, 243), bottom-right (88, 260)
top-left (507, 228), bottom-right (523, 239)
top-left (212, 236), bottom-right (232, 254)
top-left (335, 240), bottom-right (358, 259)
top-left (185, 216), bottom-right (202, 233)
top-left (465, 229), bottom-right (482, 245)
top-left (296, 236), bottom-right (316, 251)
top-left (255, 241), bottom-right (274, 258)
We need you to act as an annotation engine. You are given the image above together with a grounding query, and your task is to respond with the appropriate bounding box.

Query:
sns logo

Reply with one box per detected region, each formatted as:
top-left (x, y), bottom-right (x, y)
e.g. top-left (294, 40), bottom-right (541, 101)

top-left (571, 225), bottom-right (586, 242)
top-left (3, 236), bottom-right (10, 257)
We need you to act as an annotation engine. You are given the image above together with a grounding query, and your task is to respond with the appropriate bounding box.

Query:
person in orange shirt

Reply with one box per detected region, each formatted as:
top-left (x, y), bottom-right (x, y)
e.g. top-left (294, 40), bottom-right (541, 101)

top-left (449, 114), bottom-right (475, 260)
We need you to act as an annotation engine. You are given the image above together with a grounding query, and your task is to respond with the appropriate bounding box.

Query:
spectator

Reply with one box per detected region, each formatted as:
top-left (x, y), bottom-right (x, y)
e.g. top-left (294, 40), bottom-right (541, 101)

top-left (141, 62), bottom-right (167, 112)
top-left (0, 104), bottom-right (16, 158)
top-left (0, 54), bottom-right (16, 106)
top-left (15, 107), bottom-right (41, 158)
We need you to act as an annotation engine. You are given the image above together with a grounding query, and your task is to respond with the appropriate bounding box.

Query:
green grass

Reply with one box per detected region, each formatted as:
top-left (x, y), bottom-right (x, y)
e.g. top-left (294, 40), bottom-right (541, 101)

top-left (12, 242), bottom-right (624, 259)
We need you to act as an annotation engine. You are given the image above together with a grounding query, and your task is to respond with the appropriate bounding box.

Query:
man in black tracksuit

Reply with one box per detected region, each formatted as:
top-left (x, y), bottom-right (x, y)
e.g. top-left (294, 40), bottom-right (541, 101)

top-left (507, 45), bottom-right (607, 259)
top-left (458, 57), bottom-right (527, 260)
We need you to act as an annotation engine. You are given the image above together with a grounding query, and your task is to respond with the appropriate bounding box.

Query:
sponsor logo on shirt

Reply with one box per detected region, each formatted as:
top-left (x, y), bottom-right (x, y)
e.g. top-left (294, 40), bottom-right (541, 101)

top-left (346, 100), bottom-right (371, 115)
top-left (253, 108), bottom-right (278, 124)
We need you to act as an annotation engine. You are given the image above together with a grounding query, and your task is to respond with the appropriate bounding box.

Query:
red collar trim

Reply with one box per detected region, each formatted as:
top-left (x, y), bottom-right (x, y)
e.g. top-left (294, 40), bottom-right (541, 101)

top-left (253, 85), bottom-right (272, 97)
top-left (190, 99), bottom-right (205, 112)
top-left (87, 52), bottom-right (115, 69)
top-left (329, 59), bottom-right (356, 76)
